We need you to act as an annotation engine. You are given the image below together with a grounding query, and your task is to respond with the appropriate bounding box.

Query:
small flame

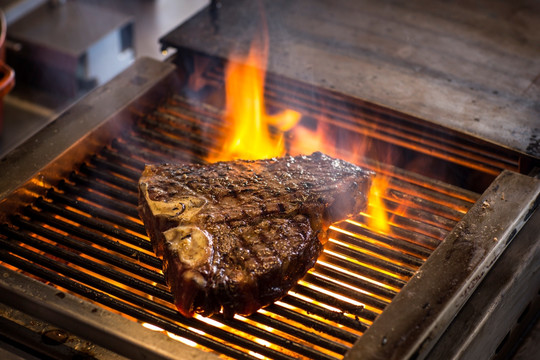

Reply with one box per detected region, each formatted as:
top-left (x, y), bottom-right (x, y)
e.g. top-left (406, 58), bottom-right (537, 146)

top-left (290, 119), bottom-right (392, 235)
top-left (366, 176), bottom-right (391, 234)
top-left (208, 46), bottom-right (301, 162)
top-left (289, 122), bottom-right (334, 157)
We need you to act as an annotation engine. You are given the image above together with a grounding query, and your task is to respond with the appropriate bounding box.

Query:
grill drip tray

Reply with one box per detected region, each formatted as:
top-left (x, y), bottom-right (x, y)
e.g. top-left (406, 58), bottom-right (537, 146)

top-left (0, 58), bottom-right (539, 360)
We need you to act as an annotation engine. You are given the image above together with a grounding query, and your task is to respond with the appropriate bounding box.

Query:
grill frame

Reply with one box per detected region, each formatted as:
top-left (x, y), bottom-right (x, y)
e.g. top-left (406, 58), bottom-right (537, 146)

top-left (0, 268), bottom-right (218, 360)
top-left (0, 57), bottom-right (538, 360)
top-left (345, 171), bottom-right (540, 360)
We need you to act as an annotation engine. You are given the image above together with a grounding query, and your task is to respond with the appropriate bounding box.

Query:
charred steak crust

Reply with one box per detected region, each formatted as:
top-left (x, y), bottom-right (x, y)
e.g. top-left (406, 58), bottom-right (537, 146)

top-left (138, 152), bottom-right (373, 318)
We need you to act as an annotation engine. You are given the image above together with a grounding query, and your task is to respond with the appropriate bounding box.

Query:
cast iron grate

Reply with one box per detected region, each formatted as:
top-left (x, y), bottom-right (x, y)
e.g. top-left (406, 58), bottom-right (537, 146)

top-left (0, 93), bottom-right (478, 359)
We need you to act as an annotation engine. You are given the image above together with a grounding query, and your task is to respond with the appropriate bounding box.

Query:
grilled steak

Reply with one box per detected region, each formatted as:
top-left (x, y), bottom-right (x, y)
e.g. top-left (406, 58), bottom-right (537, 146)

top-left (138, 152), bottom-right (373, 318)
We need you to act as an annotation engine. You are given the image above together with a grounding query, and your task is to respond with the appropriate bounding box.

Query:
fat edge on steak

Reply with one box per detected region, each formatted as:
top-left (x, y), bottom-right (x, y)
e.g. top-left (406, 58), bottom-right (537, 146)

top-left (138, 152), bottom-right (373, 318)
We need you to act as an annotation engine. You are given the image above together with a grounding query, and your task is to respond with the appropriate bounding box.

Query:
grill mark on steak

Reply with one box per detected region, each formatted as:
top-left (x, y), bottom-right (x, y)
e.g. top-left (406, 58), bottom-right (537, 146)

top-left (138, 152), bottom-right (373, 318)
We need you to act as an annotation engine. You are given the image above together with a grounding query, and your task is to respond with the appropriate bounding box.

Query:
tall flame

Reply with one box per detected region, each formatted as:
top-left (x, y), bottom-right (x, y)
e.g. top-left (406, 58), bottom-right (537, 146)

top-left (203, 40), bottom-right (392, 235)
top-left (207, 47), bottom-right (301, 162)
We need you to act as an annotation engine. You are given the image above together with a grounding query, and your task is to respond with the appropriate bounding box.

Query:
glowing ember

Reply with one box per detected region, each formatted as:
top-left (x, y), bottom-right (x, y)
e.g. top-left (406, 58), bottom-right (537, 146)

top-left (142, 322), bottom-right (164, 331)
top-left (208, 46), bottom-right (301, 162)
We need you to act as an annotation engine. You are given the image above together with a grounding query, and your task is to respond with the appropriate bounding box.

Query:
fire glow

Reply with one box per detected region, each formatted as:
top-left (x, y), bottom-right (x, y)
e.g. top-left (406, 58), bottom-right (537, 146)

top-left (207, 44), bottom-right (394, 235)
top-left (207, 46), bottom-right (301, 162)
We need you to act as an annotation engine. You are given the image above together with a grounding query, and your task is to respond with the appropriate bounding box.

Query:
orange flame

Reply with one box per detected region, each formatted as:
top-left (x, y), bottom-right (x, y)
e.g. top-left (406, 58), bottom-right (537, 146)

top-left (207, 47), bottom-right (301, 162)
top-left (205, 40), bottom-right (391, 234)
top-left (289, 121), bottom-right (335, 157)
top-left (365, 176), bottom-right (391, 234)
top-left (289, 121), bottom-right (391, 234)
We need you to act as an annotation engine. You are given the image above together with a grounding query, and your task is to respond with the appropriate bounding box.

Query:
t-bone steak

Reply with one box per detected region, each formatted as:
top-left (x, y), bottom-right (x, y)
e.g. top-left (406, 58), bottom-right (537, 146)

top-left (138, 152), bottom-right (373, 318)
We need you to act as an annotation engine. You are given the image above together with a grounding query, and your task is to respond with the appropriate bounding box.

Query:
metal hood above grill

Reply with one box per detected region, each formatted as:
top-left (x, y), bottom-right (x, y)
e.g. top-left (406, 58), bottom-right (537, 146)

top-left (160, 0), bottom-right (540, 160)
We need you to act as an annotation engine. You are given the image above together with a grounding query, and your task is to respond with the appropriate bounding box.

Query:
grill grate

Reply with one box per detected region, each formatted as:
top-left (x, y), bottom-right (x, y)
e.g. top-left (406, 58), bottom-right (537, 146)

top-left (0, 90), bottom-right (479, 359)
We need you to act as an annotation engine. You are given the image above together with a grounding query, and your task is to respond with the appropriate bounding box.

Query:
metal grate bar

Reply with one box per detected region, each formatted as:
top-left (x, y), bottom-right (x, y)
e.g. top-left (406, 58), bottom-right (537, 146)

top-left (121, 133), bottom-right (201, 164)
top-left (324, 241), bottom-right (415, 279)
top-left (318, 253), bottom-right (407, 289)
top-left (279, 295), bottom-right (369, 332)
top-left (89, 156), bottom-right (141, 182)
top-left (164, 97), bottom-right (224, 128)
top-left (0, 249), bottom-right (257, 360)
top-left (209, 314), bottom-right (342, 360)
top-left (346, 222), bottom-right (441, 251)
top-left (145, 114), bottom-right (216, 149)
top-left (380, 199), bottom-right (457, 232)
top-left (313, 263), bottom-right (397, 301)
top-left (382, 189), bottom-right (467, 221)
top-left (14, 214), bottom-right (164, 285)
top-left (302, 273), bottom-right (389, 311)
top-left (59, 181), bottom-right (139, 219)
top-left (263, 304), bottom-right (359, 343)
top-left (33, 198), bottom-right (156, 257)
top-left (47, 188), bottom-right (146, 235)
top-left (244, 312), bottom-right (352, 355)
top-left (100, 147), bottom-right (147, 172)
top-left (136, 125), bottom-right (209, 158)
top-left (334, 222), bottom-right (432, 259)
top-left (292, 284), bottom-right (378, 322)
top-left (0, 224), bottom-right (170, 301)
top-left (35, 198), bottom-right (156, 262)
top-left (80, 163), bottom-right (139, 193)
top-left (69, 172), bottom-right (139, 207)
top-left (111, 138), bottom-right (174, 165)
top-left (329, 227), bottom-right (425, 267)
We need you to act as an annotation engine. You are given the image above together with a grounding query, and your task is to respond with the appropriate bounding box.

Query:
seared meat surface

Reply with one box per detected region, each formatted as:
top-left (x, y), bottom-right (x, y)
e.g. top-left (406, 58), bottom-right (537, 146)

top-left (138, 152), bottom-right (372, 318)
